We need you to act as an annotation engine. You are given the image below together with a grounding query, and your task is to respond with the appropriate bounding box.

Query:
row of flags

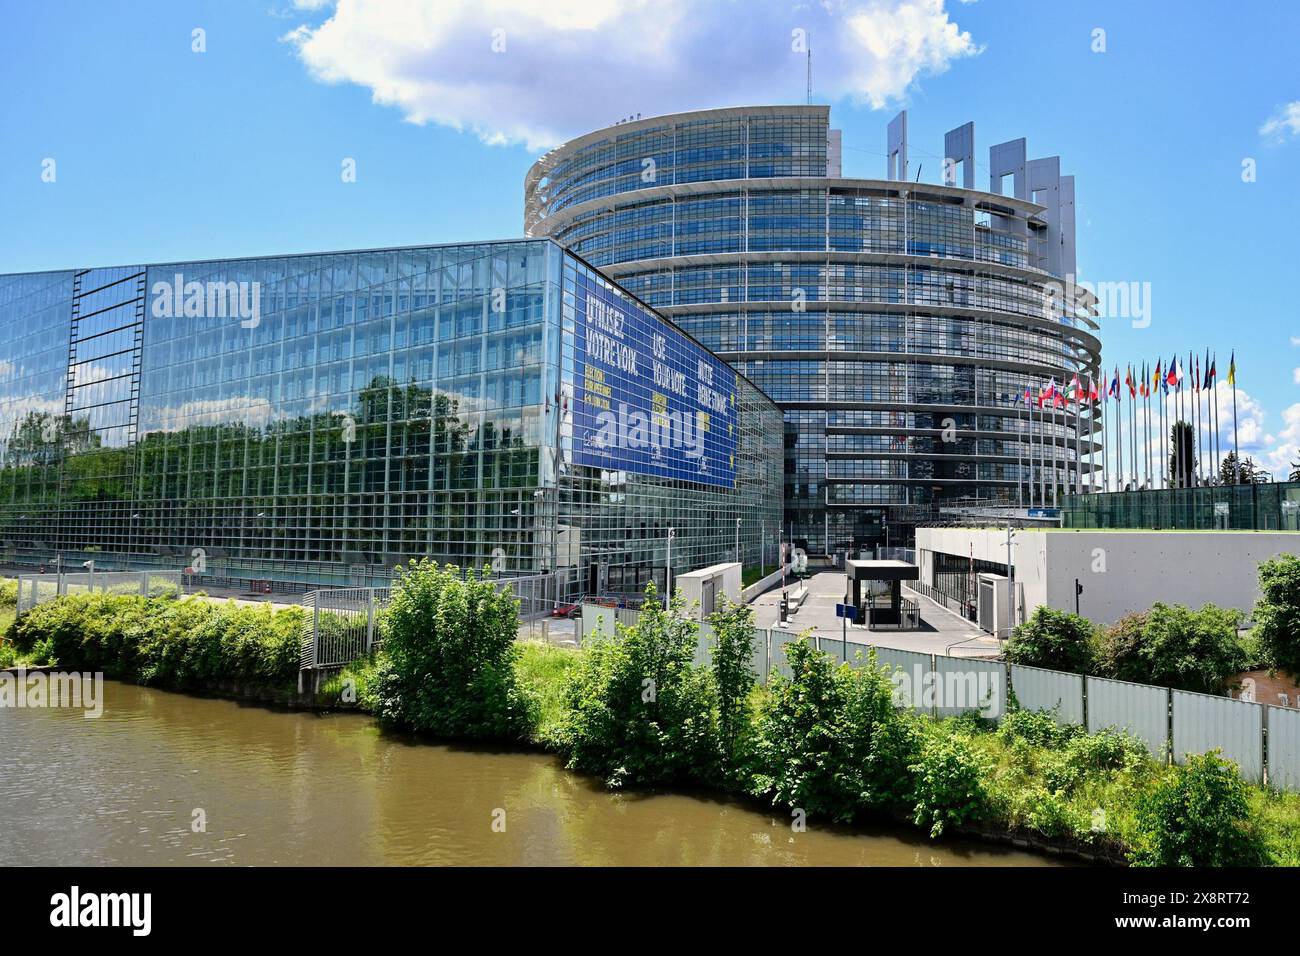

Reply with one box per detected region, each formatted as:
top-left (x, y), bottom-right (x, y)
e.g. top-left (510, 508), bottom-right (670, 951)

top-left (1017, 351), bottom-right (1237, 409)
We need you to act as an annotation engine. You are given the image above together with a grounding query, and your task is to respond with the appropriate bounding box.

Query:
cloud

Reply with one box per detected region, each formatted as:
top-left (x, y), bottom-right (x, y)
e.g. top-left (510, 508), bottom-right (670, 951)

top-left (282, 0), bottom-right (981, 150)
top-left (1294, 368), bottom-right (1300, 385)
top-left (1260, 101), bottom-right (1300, 141)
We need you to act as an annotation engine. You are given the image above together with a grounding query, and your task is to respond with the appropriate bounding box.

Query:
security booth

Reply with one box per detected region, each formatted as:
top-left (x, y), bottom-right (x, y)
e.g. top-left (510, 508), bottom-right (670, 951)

top-left (846, 559), bottom-right (920, 629)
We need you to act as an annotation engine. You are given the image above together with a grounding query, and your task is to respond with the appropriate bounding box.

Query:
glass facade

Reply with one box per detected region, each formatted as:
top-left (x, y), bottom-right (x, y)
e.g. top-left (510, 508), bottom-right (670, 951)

top-left (1062, 483), bottom-right (1300, 532)
top-left (527, 105), bottom-right (1102, 553)
top-left (0, 240), bottom-right (782, 591)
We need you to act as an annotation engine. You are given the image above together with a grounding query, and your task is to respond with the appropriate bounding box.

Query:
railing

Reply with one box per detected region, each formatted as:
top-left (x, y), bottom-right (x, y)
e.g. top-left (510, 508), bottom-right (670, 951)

top-left (865, 594), bottom-right (921, 630)
top-left (906, 581), bottom-right (976, 620)
top-left (16, 570), bottom-right (184, 616)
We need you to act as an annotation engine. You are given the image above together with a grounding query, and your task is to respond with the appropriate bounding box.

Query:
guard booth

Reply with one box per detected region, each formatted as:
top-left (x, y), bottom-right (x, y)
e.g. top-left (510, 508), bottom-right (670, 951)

top-left (846, 559), bottom-right (920, 629)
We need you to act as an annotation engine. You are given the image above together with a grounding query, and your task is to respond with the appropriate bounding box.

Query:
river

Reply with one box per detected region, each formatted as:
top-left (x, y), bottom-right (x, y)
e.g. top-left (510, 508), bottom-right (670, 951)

top-left (0, 681), bottom-right (1058, 866)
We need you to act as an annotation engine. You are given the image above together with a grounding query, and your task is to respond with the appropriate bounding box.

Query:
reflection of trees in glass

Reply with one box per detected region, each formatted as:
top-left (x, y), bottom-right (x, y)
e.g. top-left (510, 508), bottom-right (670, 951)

top-left (0, 374), bottom-right (540, 558)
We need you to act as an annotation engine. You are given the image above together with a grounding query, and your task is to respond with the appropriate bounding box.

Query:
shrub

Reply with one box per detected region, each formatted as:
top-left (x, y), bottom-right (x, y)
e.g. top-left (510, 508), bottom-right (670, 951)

top-left (707, 598), bottom-right (758, 782)
top-left (11, 592), bottom-right (304, 687)
top-left (910, 729), bottom-right (989, 837)
top-left (1100, 603), bottom-right (1248, 694)
top-left (1044, 729), bottom-right (1148, 793)
top-left (0, 639), bottom-right (16, 668)
top-left (0, 578), bottom-right (17, 609)
top-left (373, 559), bottom-right (534, 740)
top-left (997, 706), bottom-right (1077, 749)
top-left (751, 641), bottom-right (918, 822)
top-left (1005, 607), bottom-right (1095, 673)
top-left (1130, 750), bottom-right (1261, 866)
top-left (557, 584), bottom-right (718, 788)
top-left (1253, 555), bottom-right (1300, 676)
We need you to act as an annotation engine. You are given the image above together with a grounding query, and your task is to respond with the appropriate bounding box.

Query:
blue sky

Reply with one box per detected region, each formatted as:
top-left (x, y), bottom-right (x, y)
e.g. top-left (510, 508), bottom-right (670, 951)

top-left (1, 0), bottom-right (1297, 473)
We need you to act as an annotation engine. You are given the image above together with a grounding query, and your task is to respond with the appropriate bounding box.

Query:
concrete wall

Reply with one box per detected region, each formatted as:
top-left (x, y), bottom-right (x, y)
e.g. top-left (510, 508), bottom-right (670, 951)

top-left (917, 528), bottom-right (1300, 626)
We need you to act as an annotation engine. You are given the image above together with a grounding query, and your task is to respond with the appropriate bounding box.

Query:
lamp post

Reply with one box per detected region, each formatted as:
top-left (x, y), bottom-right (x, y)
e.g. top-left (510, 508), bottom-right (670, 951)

top-left (1004, 526), bottom-right (1017, 641)
top-left (735, 517), bottom-right (741, 566)
top-left (666, 527), bottom-right (675, 603)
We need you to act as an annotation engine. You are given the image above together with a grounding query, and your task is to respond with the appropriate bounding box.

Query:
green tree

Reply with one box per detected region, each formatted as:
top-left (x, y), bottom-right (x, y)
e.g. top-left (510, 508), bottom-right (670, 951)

top-left (372, 559), bottom-right (534, 739)
top-left (1130, 751), bottom-right (1260, 866)
top-left (1004, 607), bottom-right (1095, 673)
top-left (1098, 603), bottom-right (1249, 693)
top-left (1169, 420), bottom-right (1195, 488)
top-left (751, 640), bottom-right (918, 822)
top-left (557, 583), bottom-right (719, 788)
top-left (1253, 555), bottom-right (1300, 676)
top-left (707, 597), bottom-right (758, 783)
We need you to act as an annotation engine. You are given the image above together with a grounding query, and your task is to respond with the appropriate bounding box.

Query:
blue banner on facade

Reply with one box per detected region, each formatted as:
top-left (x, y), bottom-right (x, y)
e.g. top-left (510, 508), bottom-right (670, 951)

top-left (572, 277), bottom-right (737, 489)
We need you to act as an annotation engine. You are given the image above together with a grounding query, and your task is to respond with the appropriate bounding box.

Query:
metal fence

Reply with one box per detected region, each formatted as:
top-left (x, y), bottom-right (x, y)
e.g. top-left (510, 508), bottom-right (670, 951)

top-left (298, 570), bottom-right (575, 673)
top-left (16, 570), bottom-right (184, 616)
top-left (574, 603), bottom-right (1300, 790)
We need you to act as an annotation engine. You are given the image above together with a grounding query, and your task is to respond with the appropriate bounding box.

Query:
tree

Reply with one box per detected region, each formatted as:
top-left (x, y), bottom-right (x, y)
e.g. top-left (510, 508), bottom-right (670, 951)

top-left (1131, 751), bottom-right (1260, 866)
top-left (1220, 451), bottom-right (1266, 485)
top-left (1004, 607), bottom-right (1095, 673)
top-left (1098, 602), bottom-right (1249, 694)
top-left (1253, 555), bottom-right (1300, 676)
top-left (1288, 452), bottom-right (1300, 483)
top-left (1169, 420), bottom-right (1196, 488)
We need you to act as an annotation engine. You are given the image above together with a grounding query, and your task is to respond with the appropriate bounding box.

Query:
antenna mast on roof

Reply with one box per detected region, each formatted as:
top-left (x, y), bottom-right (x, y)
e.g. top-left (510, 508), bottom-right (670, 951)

top-left (806, 36), bottom-right (812, 104)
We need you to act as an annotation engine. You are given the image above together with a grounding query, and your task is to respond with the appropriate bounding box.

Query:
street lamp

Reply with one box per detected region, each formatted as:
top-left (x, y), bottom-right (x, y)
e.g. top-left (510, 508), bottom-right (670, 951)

top-left (666, 527), bottom-right (675, 602)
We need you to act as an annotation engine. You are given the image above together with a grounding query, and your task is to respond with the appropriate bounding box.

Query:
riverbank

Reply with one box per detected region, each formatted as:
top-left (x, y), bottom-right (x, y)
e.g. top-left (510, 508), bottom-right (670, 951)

top-left (7, 578), bottom-right (1300, 866)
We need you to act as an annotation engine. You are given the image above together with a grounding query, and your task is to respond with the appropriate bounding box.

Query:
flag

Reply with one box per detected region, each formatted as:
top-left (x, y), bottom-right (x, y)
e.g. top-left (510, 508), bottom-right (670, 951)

top-left (1165, 354), bottom-right (1178, 388)
top-left (1139, 363), bottom-right (1148, 398)
top-left (1206, 353), bottom-right (1217, 389)
top-left (1069, 372), bottom-right (1082, 403)
top-left (1174, 356), bottom-right (1185, 390)
top-left (1152, 360), bottom-right (1160, 392)
top-left (1125, 365), bottom-right (1136, 399)
top-left (1194, 354), bottom-right (1200, 392)
top-left (1108, 368), bottom-right (1120, 400)
top-left (1088, 377), bottom-right (1100, 403)
top-left (1227, 350), bottom-right (1236, 386)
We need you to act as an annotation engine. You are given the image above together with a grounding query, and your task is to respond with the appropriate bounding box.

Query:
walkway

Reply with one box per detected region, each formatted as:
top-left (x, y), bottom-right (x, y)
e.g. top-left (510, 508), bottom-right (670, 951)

top-left (747, 570), bottom-right (1001, 659)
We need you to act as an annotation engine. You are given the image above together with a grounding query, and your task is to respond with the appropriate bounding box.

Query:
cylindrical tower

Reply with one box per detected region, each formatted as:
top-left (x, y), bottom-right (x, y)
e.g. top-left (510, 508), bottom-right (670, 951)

top-left (526, 105), bottom-right (1101, 552)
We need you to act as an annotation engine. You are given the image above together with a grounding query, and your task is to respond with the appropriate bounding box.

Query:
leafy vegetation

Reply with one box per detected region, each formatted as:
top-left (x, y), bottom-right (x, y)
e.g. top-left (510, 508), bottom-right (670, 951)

top-left (1253, 554), bottom-right (1300, 677)
top-left (1096, 603), bottom-right (1249, 694)
top-left (1130, 751), bottom-right (1262, 866)
top-left (10, 592), bottom-right (302, 688)
top-left (1004, 607), bottom-right (1095, 673)
top-left (371, 558), bottom-right (535, 740)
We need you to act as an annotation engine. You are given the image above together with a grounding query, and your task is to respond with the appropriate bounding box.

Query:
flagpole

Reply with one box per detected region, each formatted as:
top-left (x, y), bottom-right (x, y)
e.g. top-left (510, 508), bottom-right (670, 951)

top-left (1212, 355), bottom-right (1221, 482)
top-left (1176, 364), bottom-right (1185, 489)
top-left (1231, 352), bottom-right (1240, 484)
top-left (1115, 370), bottom-right (1124, 492)
top-left (1159, 375), bottom-right (1168, 489)
top-left (1074, 382), bottom-right (1083, 496)
top-left (1017, 393), bottom-right (1024, 509)
top-left (1193, 353), bottom-right (1202, 486)
top-left (1129, 369), bottom-right (1138, 490)
top-left (1039, 387), bottom-right (1047, 506)
top-left (1144, 369), bottom-right (1152, 489)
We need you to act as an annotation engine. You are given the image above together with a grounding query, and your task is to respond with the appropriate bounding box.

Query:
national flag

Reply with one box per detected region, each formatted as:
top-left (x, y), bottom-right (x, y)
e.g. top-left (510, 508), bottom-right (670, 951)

top-left (1125, 365), bottom-right (1136, 399)
top-left (1108, 368), bottom-right (1120, 400)
top-left (1194, 354), bottom-right (1201, 392)
top-left (1174, 356), bottom-right (1185, 390)
top-left (1088, 377), bottom-right (1100, 403)
top-left (1227, 351), bottom-right (1236, 386)
top-left (1206, 353), bottom-right (1217, 389)
top-left (1069, 372), bottom-right (1082, 403)
top-left (1139, 363), bottom-right (1148, 398)
top-left (1165, 354), bottom-right (1178, 388)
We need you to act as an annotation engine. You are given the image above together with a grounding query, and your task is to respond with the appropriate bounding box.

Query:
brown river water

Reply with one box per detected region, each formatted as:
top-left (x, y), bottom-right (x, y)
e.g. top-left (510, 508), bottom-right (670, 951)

top-left (0, 680), bottom-right (1058, 866)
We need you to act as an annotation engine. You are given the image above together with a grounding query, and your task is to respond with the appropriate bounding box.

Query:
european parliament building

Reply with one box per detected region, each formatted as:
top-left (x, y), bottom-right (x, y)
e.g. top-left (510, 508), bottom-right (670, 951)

top-left (526, 105), bottom-right (1102, 552)
top-left (0, 239), bottom-right (782, 590)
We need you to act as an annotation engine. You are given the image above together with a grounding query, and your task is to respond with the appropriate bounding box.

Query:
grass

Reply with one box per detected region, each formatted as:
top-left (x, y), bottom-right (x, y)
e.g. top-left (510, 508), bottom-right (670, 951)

top-left (516, 640), bottom-right (580, 746)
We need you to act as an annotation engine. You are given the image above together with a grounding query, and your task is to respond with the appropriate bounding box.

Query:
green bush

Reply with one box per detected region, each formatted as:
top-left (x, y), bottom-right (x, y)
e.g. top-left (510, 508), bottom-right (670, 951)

top-left (372, 559), bottom-right (535, 741)
top-left (1253, 555), bottom-right (1300, 676)
top-left (0, 578), bottom-right (17, 609)
top-left (751, 641), bottom-right (918, 822)
top-left (11, 592), bottom-right (303, 687)
top-left (557, 584), bottom-right (719, 788)
top-left (0, 639), bottom-right (16, 668)
top-left (1005, 607), bottom-right (1095, 673)
top-left (707, 598), bottom-right (759, 782)
top-left (1130, 750), bottom-right (1261, 866)
top-left (1099, 603), bottom-right (1248, 694)
top-left (910, 728), bottom-right (989, 837)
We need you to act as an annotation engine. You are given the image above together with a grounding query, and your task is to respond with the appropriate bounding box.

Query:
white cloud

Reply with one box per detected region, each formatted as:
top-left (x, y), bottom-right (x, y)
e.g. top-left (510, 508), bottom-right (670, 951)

top-left (1260, 101), bottom-right (1300, 141)
top-left (282, 0), bottom-right (981, 150)
top-left (1294, 367), bottom-right (1300, 385)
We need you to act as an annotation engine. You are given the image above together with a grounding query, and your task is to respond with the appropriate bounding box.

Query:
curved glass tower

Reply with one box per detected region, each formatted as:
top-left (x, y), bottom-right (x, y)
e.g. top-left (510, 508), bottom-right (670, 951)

top-left (526, 105), bottom-right (1101, 552)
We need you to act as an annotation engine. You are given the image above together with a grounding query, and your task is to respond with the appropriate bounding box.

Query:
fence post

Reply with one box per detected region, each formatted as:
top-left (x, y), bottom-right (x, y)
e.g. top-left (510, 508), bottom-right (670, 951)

top-left (312, 598), bottom-right (320, 670)
top-left (365, 588), bottom-right (375, 655)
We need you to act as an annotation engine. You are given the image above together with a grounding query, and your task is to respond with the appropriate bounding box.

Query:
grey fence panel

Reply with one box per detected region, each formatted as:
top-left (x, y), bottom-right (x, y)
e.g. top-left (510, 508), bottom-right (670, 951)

top-left (753, 629), bottom-right (769, 681)
top-left (1010, 665), bottom-right (1085, 726)
top-left (693, 621), bottom-right (714, 667)
top-left (872, 647), bottom-right (932, 712)
top-left (1267, 707), bottom-right (1300, 791)
top-left (815, 636), bottom-right (846, 666)
top-left (933, 655), bottom-right (1007, 720)
top-left (1085, 676), bottom-right (1169, 756)
top-left (769, 630), bottom-right (811, 681)
top-left (580, 605), bottom-right (616, 642)
top-left (1172, 690), bottom-right (1264, 784)
top-left (17, 570), bottom-right (184, 616)
top-left (616, 608), bottom-right (639, 630)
